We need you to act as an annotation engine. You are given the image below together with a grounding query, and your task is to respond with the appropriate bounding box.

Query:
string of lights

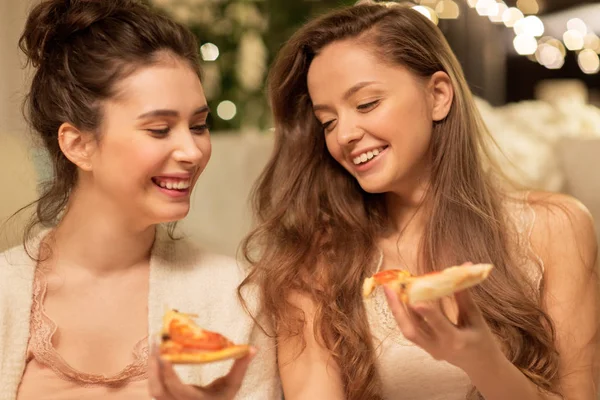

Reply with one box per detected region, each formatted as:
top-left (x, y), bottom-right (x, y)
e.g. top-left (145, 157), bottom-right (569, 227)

top-left (408, 0), bottom-right (600, 74)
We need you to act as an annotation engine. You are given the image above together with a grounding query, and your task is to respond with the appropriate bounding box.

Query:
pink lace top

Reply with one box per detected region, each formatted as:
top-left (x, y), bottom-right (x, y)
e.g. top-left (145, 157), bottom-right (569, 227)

top-left (16, 268), bottom-right (150, 400)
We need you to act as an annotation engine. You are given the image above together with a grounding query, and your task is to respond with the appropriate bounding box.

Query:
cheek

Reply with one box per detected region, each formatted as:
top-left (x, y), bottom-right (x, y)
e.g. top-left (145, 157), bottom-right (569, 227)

top-left (129, 146), bottom-right (165, 174)
top-left (324, 135), bottom-right (346, 166)
top-left (99, 139), bottom-right (165, 181)
top-left (196, 135), bottom-right (212, 169)
top-left (378, 101), bottom-right (432, 147)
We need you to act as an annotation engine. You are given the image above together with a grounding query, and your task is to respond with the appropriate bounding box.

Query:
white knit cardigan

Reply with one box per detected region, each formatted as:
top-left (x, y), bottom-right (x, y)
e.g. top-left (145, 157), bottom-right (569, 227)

top-left (0, 228), bottom-right (281, 400)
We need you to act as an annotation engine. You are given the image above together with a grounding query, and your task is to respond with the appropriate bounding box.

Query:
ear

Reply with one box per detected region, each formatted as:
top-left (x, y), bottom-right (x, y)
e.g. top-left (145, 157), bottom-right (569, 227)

top-left (429, 71), bottom-right (454, 122)
top-left (57, 122), bottom-right (97, 172)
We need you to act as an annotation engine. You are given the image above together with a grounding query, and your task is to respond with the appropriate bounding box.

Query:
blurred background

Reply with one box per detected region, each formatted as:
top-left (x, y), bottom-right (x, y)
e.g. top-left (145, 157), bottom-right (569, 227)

top-left (1, 0), bottom-right (599, 257)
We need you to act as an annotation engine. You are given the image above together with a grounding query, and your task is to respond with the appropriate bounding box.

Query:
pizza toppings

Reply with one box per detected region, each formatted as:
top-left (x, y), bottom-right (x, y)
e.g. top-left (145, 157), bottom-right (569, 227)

top-left (159, 309), bottom-right (250, 364)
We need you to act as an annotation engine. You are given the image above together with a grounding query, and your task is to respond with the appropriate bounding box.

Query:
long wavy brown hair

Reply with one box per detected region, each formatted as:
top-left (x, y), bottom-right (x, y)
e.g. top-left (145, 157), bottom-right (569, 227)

top-left (240, 3), bottom-right (560, 399)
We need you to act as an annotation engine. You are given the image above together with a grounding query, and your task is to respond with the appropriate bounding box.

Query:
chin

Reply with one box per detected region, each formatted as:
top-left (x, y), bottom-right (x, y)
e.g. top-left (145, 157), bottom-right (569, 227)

top-left (153, 206), bottom-right (191, 224)
top-left (356, 177), bottom-right (392, 194)
top-left (358, 183), bottom-right (388, 194)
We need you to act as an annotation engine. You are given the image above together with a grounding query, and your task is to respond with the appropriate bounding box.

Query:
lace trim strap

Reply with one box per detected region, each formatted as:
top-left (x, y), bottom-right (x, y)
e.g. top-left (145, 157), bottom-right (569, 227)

top-left (28, 268), bottom-right (149, 386)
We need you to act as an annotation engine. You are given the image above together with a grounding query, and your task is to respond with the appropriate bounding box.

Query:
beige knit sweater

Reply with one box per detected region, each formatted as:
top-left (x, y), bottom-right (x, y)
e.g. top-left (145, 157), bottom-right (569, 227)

top-left (0, 227), bottom-right (281, 400)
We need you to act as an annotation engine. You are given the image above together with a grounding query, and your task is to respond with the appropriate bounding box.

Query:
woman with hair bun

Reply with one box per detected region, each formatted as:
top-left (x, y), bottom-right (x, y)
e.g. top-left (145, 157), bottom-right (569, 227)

top-left (0, 1), bottom-right (280, 399)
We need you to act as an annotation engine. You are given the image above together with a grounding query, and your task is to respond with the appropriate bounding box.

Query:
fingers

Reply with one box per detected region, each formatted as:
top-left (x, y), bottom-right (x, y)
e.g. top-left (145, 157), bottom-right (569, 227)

top-left (148, 344), bottom-right (174, 400)
top-left (206, 347), bottom-right (256, 397)
top-left (225, 347), bottom-right (256, 389)
top-left (149, 340), bottom-right (201, 400)
top-left (160, 360), bottom-right (201, 400)
top-left (148, 343), bottom-right (256, 400)
top-left (383, 286), bottom-right (432, 345)
top-left (411, 300), bottom-right (455, 337)
top-left (455, 289), bottom-right (485, 327)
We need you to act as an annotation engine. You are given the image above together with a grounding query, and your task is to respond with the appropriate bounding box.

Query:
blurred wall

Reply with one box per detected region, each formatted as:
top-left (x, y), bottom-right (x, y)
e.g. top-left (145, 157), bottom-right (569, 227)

top-left (0, 0), bottom-right (39, 252)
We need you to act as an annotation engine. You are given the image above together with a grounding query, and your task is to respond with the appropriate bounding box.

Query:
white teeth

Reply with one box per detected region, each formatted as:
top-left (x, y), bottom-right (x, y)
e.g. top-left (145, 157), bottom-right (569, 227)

top-left (352, 147), bottom-right (386, 165)
top-left (176, 181), bottom-right (190, 190)
top-left (155, 179), bottom-right (191, 190)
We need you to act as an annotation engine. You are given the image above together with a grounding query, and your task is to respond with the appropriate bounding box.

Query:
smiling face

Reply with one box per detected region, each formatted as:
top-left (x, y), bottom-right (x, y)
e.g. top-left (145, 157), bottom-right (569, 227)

top-left (307, 39), bottom-right (452, 196)
top-left (83, 54), bottom-right (211, 226)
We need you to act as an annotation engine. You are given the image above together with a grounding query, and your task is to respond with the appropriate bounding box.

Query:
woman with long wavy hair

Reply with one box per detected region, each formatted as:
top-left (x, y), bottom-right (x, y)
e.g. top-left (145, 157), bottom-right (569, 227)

top-left (240, 2), bottom-right (599, 400)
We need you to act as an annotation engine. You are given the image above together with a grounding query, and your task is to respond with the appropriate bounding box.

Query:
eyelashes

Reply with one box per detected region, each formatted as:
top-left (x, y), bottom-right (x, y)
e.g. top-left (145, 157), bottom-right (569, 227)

top-left (190, 124), bottom-right (209, 134)
top-left (322, 120), bottom-right (334, 131)
top-left (320, 99), bottom-right (381, 132)
top-left (357, 99), bottom-right (380, 111)
top-left (147, 124), bottom-right (209, 137)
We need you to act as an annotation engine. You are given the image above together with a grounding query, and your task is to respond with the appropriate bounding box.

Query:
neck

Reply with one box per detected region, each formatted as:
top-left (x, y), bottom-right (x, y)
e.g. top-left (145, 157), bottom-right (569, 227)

top-left (49, 188), bottom-right (156, 275)
top-left (384, 169), bottom-right (431, 235)
top-left (384, 192), bottom-right (428, 236)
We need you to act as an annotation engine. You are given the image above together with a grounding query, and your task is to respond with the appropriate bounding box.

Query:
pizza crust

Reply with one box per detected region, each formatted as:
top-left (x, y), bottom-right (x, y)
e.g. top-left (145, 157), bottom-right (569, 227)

top-left (406, 264), bottom-right (493, 304)
top-left (161, 343), bottom-right (251, 364)
top-left (363, 263), bottom-right (493, 304)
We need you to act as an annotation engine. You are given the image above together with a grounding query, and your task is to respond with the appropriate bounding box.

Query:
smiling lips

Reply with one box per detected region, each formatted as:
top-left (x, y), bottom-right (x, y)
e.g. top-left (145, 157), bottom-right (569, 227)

top-left (352, 146), bottom-right (387, 166)
top-left (152, 177), bottom-right (191, 191)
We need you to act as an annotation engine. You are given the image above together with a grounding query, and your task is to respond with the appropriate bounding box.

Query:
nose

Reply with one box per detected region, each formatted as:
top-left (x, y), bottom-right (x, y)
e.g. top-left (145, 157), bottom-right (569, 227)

top-left (337, 122), bottom-right (365, 147)
top-left (172, 129), bottom-right (205, 165)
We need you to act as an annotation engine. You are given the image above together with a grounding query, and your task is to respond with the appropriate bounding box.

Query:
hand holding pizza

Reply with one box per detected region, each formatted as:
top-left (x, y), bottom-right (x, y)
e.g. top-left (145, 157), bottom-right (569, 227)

top-left (148, 309), bottom-right (256, 400)
top-left (148, 345), bottom-right (255, 400)
top-left (365, 262), bottom-right (507, 375)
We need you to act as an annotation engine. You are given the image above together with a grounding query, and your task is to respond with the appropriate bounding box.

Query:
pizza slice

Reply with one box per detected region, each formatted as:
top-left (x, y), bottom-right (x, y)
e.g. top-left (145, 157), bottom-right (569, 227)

top-left (159, 309), bottom-right (250, 364)
top-left (363, 263), bottom-right (493, 304)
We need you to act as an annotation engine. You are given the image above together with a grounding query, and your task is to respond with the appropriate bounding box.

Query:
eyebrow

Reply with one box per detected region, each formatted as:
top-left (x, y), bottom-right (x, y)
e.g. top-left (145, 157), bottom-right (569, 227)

top-left (137, 105), bottom-right (210, 119)
top-left (312, 81), bottom-right (380, 112)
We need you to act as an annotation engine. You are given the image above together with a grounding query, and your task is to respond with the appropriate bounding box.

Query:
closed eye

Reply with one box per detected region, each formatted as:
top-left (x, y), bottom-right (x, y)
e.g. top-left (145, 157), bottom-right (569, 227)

top-left (147, 128), bottom-right (170, 136)
top-left (191, 124), bottom-right (209, 134)
top-left (322, 120), bottom-right (336, 132)
top-left (357, 100), bottom-right (380, 111)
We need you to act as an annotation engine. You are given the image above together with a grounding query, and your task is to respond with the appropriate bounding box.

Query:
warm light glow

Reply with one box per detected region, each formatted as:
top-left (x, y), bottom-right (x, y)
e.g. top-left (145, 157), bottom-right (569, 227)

top-left (216, 100), bottom-right (237, 120)
top-left (563, 30), bottom-right (584, 51)
top-left (489, 2), bottom-right (508, 23)
top-left (566, 18), bottom-right (587, 36)
top-left (514, 16), bottom-right (544, 37)
top-left (467, 0), bottom-right (478, 8)
top-left (476, 0), bottom-right (497, 16)
top-left (513, 35), bottom-right (538, 55)
top-left (578, 49), bottom-right (600, 74)
top-left (526, 54), bottom-right (537, 63)
top-left (535, 43), bottom-right (563, 69)
top-left (412, 6), bottom-right (439, 25)
top-left (419, 0), bottom-right (438, 8)
top-left (502, 7), bottom-right (524, 28)
top-left (436, 0), bottom-right (460, 19)
top-left (516, 0), bottom-right (539, 15)
top-left (200, 43), bottom-right (219, 61)
top-left (583, 33), bottom-right (600, 53)
top-left (545, 55), bottom-right (565, 69)
top-left (544, 37), bottom-right (567, 57)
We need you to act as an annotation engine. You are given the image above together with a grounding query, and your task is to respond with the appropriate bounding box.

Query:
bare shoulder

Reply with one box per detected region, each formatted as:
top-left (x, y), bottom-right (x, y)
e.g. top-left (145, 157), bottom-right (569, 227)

top-left (526, 190), bottom-right (598, 271)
